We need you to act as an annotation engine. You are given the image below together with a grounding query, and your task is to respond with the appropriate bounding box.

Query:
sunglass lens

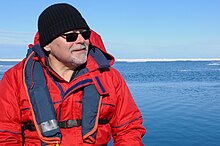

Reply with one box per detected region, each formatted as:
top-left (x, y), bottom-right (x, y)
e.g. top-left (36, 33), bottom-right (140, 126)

top-left (66, 33), bottom-right (78, 42)
top-left (81, 31), bottom-right (91, 40)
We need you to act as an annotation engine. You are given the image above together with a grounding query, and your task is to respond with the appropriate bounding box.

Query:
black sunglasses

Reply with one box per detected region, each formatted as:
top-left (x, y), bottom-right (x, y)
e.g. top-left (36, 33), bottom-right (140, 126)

top-left (61, 30), bottom-right (91, 42)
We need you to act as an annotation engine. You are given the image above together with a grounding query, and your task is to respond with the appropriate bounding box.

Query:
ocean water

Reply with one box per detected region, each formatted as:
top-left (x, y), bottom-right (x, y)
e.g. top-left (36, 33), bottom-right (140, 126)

top-left (1, 60), bottom-right (220, 146)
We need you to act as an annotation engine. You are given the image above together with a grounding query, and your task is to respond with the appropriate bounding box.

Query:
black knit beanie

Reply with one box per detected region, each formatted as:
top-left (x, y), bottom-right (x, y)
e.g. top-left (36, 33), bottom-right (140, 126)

top-left (38, 3), bottom-right (90, 47)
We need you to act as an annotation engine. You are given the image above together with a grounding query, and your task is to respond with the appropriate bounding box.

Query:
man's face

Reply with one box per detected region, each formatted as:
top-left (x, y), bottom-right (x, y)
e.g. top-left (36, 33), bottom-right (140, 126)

top-left (45, 29), bottom-right (90, 68)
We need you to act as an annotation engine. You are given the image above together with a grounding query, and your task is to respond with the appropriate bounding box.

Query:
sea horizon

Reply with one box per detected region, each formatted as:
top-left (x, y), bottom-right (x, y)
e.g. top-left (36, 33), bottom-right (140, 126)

top-left (1, 58), bottom-right (220, 62)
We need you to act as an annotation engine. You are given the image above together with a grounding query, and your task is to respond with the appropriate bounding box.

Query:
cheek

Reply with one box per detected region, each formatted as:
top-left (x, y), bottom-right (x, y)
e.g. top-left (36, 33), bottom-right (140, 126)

top-left (50, 37), bottom-right (70, 50)
top-left (52, 43), bottom-right (70, 54)
top-left (85, 40), bottom-right (90, 46)
top-left (85, 41), bottom-right (90, 53)
top-left (86, 39), bottom-right (90, 43)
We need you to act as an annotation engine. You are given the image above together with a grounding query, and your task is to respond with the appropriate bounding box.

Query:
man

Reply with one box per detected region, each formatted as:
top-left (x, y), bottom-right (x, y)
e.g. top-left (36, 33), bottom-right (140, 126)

top-left (0, 3), bottom-right (146, 146)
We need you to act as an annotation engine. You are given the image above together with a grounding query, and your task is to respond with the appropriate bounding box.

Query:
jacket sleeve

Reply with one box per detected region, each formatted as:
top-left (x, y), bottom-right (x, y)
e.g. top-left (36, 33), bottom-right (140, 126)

top-left (110, 69), bottom-right (146, 146)
top-left (0, 73), bottom-right (23, 145)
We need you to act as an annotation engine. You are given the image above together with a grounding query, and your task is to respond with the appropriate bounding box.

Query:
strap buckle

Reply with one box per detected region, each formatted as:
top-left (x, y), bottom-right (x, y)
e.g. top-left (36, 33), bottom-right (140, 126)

top-left (39, 119), bottom-right (59, 133)
top-left (22, 122), bottom-right (36, 131)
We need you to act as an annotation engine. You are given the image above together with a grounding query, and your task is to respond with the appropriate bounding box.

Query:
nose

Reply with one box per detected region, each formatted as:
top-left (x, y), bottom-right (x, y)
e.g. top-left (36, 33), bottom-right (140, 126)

top-left (75, 33), bottom-right (85, 43)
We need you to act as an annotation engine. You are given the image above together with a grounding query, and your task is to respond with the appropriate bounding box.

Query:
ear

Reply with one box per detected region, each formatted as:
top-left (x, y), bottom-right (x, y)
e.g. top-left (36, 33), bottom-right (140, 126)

top-left (43, 44), bottom-right (51, 52)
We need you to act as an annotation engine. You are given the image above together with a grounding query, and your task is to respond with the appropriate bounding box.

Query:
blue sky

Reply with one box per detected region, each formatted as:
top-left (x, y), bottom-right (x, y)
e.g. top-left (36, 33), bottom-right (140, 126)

top-left (0, 0), bottom-right (220, 59)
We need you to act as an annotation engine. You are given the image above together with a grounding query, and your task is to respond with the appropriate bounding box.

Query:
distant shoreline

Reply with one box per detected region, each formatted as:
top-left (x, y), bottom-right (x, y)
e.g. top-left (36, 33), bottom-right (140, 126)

top-left (1, 58), bottom-right (220, 62)
top-left (116, 58), bottom-right (220, 62)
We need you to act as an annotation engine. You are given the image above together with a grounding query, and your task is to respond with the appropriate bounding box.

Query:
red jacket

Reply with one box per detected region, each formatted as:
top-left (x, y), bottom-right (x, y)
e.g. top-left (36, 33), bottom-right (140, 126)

top-left (0, 31), bottom-right (146, 145)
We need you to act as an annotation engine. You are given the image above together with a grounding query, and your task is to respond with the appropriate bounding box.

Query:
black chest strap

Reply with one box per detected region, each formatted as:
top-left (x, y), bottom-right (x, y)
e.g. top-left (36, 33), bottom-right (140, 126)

top-left (22, 119), bottom-right (109, 132)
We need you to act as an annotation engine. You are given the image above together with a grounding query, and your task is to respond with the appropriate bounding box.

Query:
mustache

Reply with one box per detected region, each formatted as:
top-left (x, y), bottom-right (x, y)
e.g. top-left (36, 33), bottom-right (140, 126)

top-left (70, 43), bottom-right (87, 51)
